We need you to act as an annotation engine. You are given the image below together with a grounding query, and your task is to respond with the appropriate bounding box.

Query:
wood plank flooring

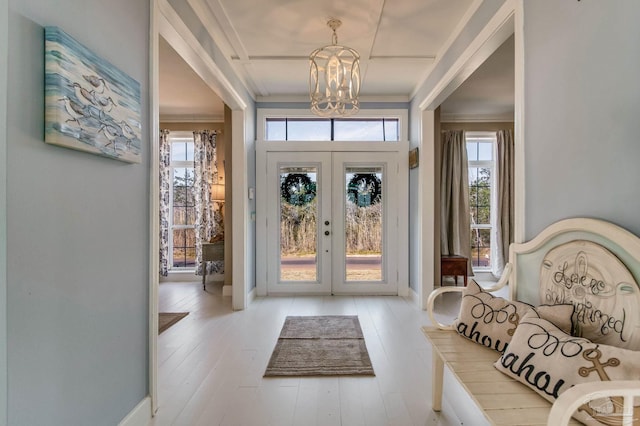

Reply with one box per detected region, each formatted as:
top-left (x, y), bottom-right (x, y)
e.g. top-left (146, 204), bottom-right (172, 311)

top-left (150, 280), bottom-right (467, 426)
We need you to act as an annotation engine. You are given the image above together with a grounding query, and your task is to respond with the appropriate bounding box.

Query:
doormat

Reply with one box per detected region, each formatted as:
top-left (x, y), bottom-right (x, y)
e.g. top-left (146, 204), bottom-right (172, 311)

top-left (264, 315), bottom-right (375, 377)
top-left (159, 312), bottom-right (188, 334)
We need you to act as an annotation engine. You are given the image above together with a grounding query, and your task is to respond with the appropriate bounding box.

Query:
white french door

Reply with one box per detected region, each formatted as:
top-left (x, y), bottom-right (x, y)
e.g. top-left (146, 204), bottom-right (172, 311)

top-left (266, 151), bottom-right (399, 295)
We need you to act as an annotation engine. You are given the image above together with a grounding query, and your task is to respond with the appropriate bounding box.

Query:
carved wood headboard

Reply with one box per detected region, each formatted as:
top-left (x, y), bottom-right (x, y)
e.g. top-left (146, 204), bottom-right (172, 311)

top-left (508, 218), bottom-right (640, 351)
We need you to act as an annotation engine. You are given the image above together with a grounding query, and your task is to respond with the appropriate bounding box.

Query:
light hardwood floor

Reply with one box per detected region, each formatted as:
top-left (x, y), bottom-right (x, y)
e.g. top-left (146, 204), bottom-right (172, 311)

top-left (151, 279), bottom-right (472, 426)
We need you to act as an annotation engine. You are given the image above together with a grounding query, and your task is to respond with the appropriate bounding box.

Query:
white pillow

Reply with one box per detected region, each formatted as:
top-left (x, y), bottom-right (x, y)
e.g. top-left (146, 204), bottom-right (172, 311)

top-left (453, 280), bottom-right (574, 353)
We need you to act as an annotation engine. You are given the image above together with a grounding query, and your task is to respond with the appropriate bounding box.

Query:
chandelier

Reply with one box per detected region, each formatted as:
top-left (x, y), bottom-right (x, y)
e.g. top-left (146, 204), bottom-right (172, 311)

top-left (309, 19), bottom-right (360, 117)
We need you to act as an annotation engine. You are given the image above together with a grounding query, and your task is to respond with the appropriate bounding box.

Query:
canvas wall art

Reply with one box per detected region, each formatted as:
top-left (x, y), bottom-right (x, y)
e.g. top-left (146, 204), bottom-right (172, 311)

top-left (44, 26), bottom-right (142, 163)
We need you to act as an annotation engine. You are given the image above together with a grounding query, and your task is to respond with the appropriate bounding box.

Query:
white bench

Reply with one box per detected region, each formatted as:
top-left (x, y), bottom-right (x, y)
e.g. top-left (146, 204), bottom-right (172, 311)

top-left (424, 218), bottom-right (640, 426)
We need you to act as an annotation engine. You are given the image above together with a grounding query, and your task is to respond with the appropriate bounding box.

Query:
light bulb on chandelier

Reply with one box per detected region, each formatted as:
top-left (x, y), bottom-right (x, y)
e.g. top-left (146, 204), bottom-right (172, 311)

top-left (309, 18), bottom-right (360, 117)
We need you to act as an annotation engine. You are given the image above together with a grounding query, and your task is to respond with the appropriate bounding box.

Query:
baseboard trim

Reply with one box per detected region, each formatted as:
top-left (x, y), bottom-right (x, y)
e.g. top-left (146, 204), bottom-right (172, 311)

top-left (118, 396), bottom-right (151, 426)
top-left (222, 285), bottom-right (232, 296)
top-left (408, 286), bottom-right (421, 308)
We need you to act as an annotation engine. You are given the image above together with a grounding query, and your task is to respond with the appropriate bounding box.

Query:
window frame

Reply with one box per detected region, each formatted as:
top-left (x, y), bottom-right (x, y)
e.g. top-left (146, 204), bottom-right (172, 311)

top-left (466, 131), bottom-right (496, 273)
top-left (265, 117), bottom-right (400, 142)
top-left (257, 108), bottom-right (409, 143)
top-left (168, 132), bottom-right (196, 271)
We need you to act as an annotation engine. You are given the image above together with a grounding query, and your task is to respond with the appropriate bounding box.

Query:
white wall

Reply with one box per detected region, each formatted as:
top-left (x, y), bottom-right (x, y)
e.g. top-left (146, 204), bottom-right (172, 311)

top-left (409, 0), bottom-right (507, 294)
top-left (7, 1), bottom-right (149, 424)
top-left (0, 0), bottom-right (8, 423)
top-left (523, 0), bottom-right (640, 239)
top-left (246, 107), bottom-right (256, 292)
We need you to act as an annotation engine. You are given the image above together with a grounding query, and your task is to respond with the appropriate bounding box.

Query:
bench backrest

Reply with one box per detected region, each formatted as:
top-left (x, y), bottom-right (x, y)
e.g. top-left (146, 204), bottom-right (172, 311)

top-left (508, 218), bottom-right (640, 350)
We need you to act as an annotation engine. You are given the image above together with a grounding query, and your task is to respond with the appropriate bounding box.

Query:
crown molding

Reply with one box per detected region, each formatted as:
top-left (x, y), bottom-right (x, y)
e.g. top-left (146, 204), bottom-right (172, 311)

top-left (159, 114), bottom-right (225, 123)
top-left (256, 95), bottom-right (410, 103)
top-left (440, 112), bottom-right (514, 123)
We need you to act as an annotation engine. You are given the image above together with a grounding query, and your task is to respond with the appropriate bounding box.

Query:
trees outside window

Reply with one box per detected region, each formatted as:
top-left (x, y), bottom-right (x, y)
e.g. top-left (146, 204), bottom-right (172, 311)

top-left (170, 138), bottom-right (196, 269)
top-left (467, 133), bottom-right (495, 271)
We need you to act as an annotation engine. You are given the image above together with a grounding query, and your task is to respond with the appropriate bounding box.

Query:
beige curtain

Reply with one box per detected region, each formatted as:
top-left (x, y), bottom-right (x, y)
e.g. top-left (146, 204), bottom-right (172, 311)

top-left (441, 130), bottom-right (472, 274)
top-left (494, 129), bottom-right (515, 277)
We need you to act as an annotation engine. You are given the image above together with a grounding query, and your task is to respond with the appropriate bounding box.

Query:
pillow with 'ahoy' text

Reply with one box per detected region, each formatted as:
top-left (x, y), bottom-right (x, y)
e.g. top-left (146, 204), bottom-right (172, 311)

top-left (453, 279), bottom-right (574, 353)
top-left (494, 312), bottom-right (640, 425)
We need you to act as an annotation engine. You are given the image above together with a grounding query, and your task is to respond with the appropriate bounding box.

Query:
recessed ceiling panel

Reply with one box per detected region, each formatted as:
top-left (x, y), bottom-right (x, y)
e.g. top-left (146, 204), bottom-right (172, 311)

top-left (372, 0), bottom-right (474, 57)
top-left (363, 61), bottom-right (435, 96)
top-left (240, 59), bottom-right (310, 95)
top-left (216, 0), bottom-right (384, 56)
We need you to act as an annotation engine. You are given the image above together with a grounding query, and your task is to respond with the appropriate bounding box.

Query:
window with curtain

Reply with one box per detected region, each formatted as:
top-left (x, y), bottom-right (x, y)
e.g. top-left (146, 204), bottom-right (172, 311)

top-left (466, 132), bottom-right (496, 271)
top-left (160, 130), bottom-right (220, 276)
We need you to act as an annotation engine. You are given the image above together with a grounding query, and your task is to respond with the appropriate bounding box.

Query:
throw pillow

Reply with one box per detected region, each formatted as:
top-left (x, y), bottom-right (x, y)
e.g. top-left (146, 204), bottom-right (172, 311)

top-left (453, 279), bottom-right (574, 353)
top-left (494, 313), bottom-right (640, 425)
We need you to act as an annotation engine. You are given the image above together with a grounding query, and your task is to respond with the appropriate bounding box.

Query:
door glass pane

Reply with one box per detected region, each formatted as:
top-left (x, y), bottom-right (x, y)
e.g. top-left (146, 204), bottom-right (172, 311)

top-left (279, 167), bottom-right (318, 282)
top-left (344, 167), bottom-right (383, 282)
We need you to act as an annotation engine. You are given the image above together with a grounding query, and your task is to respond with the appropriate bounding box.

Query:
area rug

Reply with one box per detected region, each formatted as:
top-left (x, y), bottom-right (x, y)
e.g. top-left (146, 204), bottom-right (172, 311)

top-left (264, 315), bottom-right (374, 377)
top-left (158, 312), bottom-right (188, 334)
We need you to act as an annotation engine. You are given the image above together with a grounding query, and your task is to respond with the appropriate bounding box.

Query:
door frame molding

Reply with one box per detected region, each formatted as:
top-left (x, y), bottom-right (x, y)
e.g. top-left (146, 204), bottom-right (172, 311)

top-left (255, 108), bottom-right (409, 297)
top-left (413, 0), bottom-right (524, 309)
top-left (149, 0), bottom-right (251, 414)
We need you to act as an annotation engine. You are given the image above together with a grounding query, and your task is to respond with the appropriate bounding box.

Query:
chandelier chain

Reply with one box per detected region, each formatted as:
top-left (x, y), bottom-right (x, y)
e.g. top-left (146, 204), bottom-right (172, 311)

top-left (327, 18), bottom-right (341, 45)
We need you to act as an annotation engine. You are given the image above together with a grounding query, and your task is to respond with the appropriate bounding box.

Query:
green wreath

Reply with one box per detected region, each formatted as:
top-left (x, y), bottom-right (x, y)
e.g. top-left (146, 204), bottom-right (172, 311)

top-left (347, 174), bottom-right (382, 207)
top-left (280, 173), bottom-right (316, 206)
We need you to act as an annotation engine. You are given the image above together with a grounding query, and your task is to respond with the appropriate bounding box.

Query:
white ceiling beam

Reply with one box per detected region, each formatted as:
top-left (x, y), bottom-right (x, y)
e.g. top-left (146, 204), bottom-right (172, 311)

top-left (411, 0), bottom-right (483, 99)
top-left (158, 0), bottom-right (249, 108)
top-left (356, 0), bottom-right (387, 94)
top-left (187, 0), bottom-right (263, 96)
top-left (200, 0), bottom-right (250, 61)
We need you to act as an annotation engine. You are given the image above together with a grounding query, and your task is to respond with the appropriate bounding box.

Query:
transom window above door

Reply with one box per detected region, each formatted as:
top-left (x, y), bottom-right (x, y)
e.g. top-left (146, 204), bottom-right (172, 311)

top-left (265, 118), bottom-right (399, 141)
top-left (257, 109), bottom-right (408, 143)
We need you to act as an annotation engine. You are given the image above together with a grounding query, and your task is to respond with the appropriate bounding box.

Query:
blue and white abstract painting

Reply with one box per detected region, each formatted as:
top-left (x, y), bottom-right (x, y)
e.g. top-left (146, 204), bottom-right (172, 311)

top-left (45, 26), bottom-right (141, 163)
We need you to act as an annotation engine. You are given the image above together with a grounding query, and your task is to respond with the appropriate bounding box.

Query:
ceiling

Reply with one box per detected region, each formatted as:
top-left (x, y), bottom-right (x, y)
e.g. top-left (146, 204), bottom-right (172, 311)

top-left (159, 0), bottom-right (514, 120)
top-left (159, 37), bottom-right (225, 121)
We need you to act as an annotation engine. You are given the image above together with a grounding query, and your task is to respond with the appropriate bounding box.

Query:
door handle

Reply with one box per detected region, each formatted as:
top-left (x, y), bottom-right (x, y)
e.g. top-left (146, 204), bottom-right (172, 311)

top-left (324, 230), bottom-right (330, 236)
top-left (324, 220), bottom-right (330, 226)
